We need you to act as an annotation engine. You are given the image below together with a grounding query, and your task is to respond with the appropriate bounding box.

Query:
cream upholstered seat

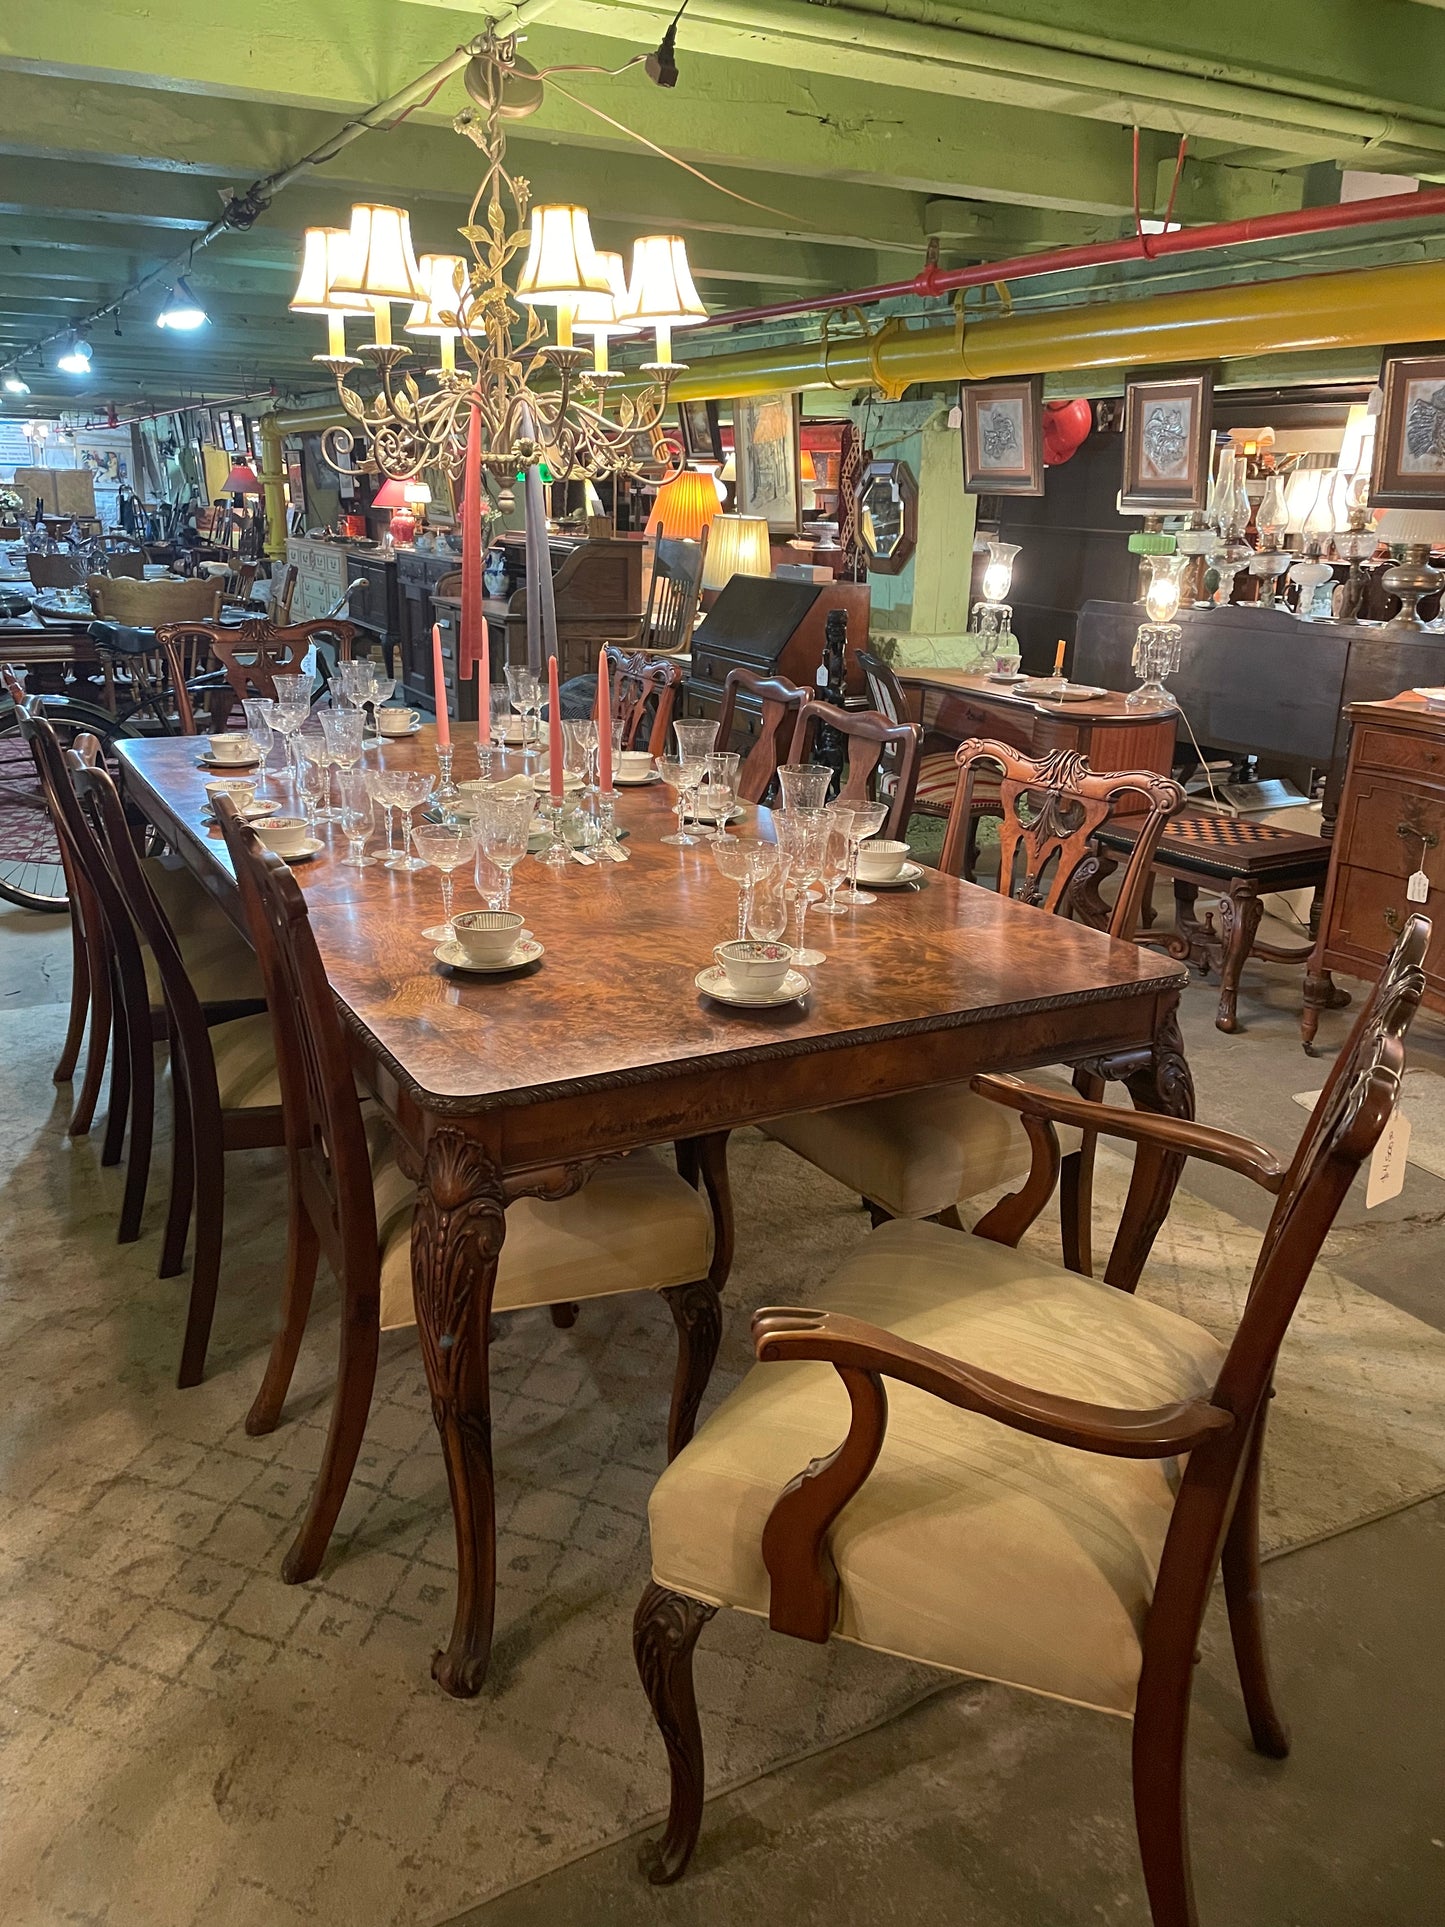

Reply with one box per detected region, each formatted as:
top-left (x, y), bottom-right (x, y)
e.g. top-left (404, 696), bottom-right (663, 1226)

top-left (649, 1217), bottom-right (1222, 1712)
top-left (142, 853), bottom-right (265, 1005)
top-left (374, 1144), bottom-right (715, 1331)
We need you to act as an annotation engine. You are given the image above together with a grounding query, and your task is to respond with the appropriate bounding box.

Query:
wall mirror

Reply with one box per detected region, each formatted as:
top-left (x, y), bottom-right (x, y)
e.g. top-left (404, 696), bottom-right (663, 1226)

top-left (858, 459), bottom-right (917, 573)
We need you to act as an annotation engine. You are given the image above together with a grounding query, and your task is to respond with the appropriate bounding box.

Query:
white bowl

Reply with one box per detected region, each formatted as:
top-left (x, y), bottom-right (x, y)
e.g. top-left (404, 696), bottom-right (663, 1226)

top-left (254, 816), bottom-right (311, 858)
top-left (713, 939), bottom-right (794, 996)
top-left (617, 750), bottom-right (654, 774)
top-left (452, 909), bottom-right (526, 966)
top-left (856, 838), bottom-right (910, 882)
top-left (207, 732), bottom-right (254, 765)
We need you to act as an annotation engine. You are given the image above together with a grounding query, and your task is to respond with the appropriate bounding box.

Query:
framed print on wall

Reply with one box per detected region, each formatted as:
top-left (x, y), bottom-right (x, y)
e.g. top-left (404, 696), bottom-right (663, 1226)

top-left (1369, 352), bottom-right (1445, 508)
top-left (961, 377), bottom-right (1044, 495)
top-left (732, 392), bottom-right (801, 533)
top-left (677, 398), bottom-right (723, 465)
top-left (1120, 370), bottom-right (1214, 511)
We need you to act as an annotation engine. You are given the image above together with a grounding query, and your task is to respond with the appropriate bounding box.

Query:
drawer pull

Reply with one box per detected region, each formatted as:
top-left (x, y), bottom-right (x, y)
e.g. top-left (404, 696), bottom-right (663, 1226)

top-left (1397, 821), bottom-right (1439, 851)
top-left (1384, 906), bottom-right (1403, 934)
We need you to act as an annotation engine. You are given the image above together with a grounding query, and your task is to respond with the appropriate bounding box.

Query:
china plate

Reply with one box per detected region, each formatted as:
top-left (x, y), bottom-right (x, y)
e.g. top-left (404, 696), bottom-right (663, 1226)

top-left (435, 937), bottom-right (544, 974)
top-left (202, 799), bottom-right (281, 824)
top-left (268, 838), bottom-right (324, 864)
top-left (695, 964), bottom-right (810, 1008)
top-left (615, 770), bottom-right (661, 786)
top-left (196, 753), bottom-right (262, 771)
top-left (376, 722), bottom-right (423, 739)
top-left (859, 859), bottom-right (926, 890)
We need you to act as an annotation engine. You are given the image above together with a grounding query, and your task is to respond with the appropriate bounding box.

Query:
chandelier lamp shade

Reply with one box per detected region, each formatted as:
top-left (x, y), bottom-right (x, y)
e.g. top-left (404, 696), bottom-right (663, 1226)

top-left (289, 227), bottom-right (369, 359)
top-left (405, 253), bottom-right (468, 374)
top-left (620, 234), bottom-right (707, 368)
top-left (514, 206), bottom-right (611, 348)
top-left (701, 514), bottom-right (771, 591)
top-left (649, 465), bottom-right (722, 542)
top-left (326, 203), bottom-right (427, 347)
top-left (573, 251), bottom-right (639, 375)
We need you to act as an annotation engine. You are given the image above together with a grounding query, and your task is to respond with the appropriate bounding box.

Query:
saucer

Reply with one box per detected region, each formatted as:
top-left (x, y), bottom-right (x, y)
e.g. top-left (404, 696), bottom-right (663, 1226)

top-left (271, 837), bottom-right (324, 863)
top-left (197, 753), bottom-right (261, 771)
top-left (614, 770), bottom-right (660, 787)
top-left (985, 671), bottom-right (1027, 684)
top-left (694, 803), bottom-right (740, 826)
top-left (435, 937), bottom-right (544, 974)
top-left (202, 799), bottom-right (280, 824)
top-left (531, 771), bottom-right (585, 792)
top-left (860, 860), bottom-right (925, 890)
top-left (695, 964), bottom-right (810, 1008)
top-left (376, 723), bottom-right (422, 740)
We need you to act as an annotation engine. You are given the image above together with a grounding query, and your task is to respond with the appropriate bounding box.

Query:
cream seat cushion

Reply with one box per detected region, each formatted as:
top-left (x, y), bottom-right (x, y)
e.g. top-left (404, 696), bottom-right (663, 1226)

top-left (764, 1071), bottom-right (1086, 1221)
top-left (142, 853), bottom-right (265, 1005)
top-left (648, 1218), bottom-right (1224, 1715)
top-left (160, 1011), bottom-right (280, 1110)
top-left (374, 1147), bottom-right (714, 1332)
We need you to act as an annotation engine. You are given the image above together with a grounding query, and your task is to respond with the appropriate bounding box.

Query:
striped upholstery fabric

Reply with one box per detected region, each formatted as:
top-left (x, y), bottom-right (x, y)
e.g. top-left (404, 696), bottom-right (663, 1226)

top-left (913, 751), bottom-right (1001, 816)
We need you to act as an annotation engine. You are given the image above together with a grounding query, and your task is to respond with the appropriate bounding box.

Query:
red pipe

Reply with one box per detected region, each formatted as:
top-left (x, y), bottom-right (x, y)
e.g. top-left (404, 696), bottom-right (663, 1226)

top-left (695, 187), bottom-right (1445, 332)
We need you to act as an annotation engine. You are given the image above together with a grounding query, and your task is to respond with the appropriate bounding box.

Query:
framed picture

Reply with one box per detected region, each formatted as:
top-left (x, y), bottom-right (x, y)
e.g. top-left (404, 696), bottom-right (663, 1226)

top-left (1120, 371), bottom-right (1214, 511)
top-left (1370, 352), bottom-right (1445, 508)
top-left (677, 398), bottom-right (723, 465)
top-left (961, 377), bottom-right (1044, 495)
top-left (732, 393), bottom-right (801, 532)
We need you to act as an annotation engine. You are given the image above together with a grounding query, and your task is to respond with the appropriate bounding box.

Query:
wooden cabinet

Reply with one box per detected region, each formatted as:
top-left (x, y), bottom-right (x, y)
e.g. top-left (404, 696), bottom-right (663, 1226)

top-left (901, 669), bottom-right (1178, 791)
top-left (1304, 693), bottom-right (1445, 1045)
top-left (285, 535), bottom-right (346, 621)
top-left (396, 551), bottom-right (457, 704)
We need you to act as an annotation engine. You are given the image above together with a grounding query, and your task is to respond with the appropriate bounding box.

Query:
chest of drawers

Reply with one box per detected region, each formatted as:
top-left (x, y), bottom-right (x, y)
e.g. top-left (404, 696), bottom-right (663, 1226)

top-left (1303, 693), bottom-right (1445, 1045)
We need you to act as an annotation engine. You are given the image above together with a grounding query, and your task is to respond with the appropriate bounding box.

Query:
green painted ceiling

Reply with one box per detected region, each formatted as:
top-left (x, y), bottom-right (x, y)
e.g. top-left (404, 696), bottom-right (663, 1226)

top-left (1, 0), bottom-right (1443, 412)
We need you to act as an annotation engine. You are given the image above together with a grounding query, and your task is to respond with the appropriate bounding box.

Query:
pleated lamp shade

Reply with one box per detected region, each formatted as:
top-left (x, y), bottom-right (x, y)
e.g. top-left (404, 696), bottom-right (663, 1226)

top-left (574, 251), bottom-right (638, 336)
top-left (290, 228), bottom-right (369, 315)
top-left (327, 204), bottom-right (426, 303)
top-left (1376, 509), bottom-right (1445, 549)
top-left (649, 467), bottom-right (722, 542)
top-left (701, 514), bottom-right (771, 590)
top-left (621, 236), bottom-right (707, 327)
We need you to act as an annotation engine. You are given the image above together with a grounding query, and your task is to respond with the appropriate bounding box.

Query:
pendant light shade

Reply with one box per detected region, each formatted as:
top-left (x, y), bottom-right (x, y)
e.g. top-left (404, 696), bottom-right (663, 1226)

top-left (701, 514), bottom-right (770, 591)
top-left (649, 466), bottom-right (722, 542)
top-left (622, 236), bottom-right (706, 327)
top-left (289, 228), bottom-right (368, 314)
top-left (514, 205), bottom-right (611, 305)
top-left (405, 254), bottom-right (468, 335)
top-left (327, 204), bottom-right (426, 304)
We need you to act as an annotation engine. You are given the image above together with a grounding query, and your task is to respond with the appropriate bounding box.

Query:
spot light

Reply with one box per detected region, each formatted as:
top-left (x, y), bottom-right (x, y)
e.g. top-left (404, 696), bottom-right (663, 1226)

top-left (156, 277), bottom-right (208, 330)
top-left (3, 374), bottom-right (30, 395)
top-left (56, 336), bottom-right (92, 374)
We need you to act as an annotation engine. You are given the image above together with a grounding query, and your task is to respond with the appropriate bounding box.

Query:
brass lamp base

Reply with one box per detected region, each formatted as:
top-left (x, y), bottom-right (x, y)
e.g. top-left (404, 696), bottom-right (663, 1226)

top-left (1382, 542), bottom-right (1441, 630)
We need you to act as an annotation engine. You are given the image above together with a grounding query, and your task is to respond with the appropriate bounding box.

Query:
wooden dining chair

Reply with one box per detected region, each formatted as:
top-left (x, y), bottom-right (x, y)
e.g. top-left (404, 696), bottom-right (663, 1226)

top-left (26, 553), bottom-right (85, 591)
top-left (267, 564), bottom-right (298, 626)
top-left (713, 666), bottom-right (807, 805)
top-left (215, 797), bottom-right (734, 1635)
top-left (635, 914), bottom-right (1430, 1924)
top-left (69, 752), bottom-right (283, 1386)
top-left (89, 574), bottom-right (222, 627)
top-left (857, 647), bottom-right (1005, 838)
top-left (103, 551), bottom-right (147, 581)
top-left (764, 739), bottom-right (1185, 1272)
top-left (155, 617), bottom-right (357, 732)
top-left (644, 539), bottom-right (705, 655)
top-left (786, 699), bottom-right (921, 842)
top-left (604, 648), bottom-right (686, 758)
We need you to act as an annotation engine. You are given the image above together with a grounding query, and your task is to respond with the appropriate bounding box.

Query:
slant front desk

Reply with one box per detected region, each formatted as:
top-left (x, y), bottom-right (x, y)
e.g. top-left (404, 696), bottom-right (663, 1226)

top-left (1073, 600), bottom-right (1445, 825)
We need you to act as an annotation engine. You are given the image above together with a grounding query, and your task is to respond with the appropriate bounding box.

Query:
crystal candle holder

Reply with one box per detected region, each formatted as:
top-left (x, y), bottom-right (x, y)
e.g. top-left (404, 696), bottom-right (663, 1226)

top-left (1127, 621), bottom-right (1182, 709)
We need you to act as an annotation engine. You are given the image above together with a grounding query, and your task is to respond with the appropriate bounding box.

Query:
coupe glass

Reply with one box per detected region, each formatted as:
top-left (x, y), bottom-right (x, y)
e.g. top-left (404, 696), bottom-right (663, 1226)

top-left (777, 762), bottom-right (833, 813)
top-left (701, 750), bottom-right (741, 840)
top-left (412, 821), bottom-right (476, 940)
top-left (816, 812), bottom-right (853, 916)
top-left (364, 768), bottom-right (399, 863)
top-left (835, 799), bottom-right (889, 905)
top-left (336, 769), bottom-right (377, 868)
top-left (475, 792), bottom-right (533, 910)
top-left (713, 838), bottom-right (780, 941)
top-left (775, 807), bottom-right (828, 964)
top-left (241, 698), bottom-right (276, 792)
top-left (385, 770), bottom-right (436, 872)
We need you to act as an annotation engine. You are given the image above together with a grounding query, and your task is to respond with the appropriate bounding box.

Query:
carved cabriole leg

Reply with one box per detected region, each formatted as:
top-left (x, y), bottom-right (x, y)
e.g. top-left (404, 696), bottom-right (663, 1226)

top-left (662, 1280), bottom-right (723, 1459)
top-left (1213, 879), bottom-right (1264, 1033)
top-left (1059, 1069), bottom-right (1102, 1277)
top-left (1104, 995), bottom-right (1194, 1294)
top-left (634, 1582), bottom-right (718, 1885)
top-left (1221, 1403), bottom-right (1290, 1759)
top-left (412, 1127), bottom-right (506, 1699)
top-left (695, 1131), bottom-right (734, 1288)
top-left (1300, 965), bottom-right (1350, 1050)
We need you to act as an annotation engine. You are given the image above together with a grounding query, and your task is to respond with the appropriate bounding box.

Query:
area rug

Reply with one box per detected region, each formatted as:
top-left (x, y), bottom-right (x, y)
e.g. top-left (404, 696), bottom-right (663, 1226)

top-left (2, 1009), bottom-right (1443, 1927)
top-left (1295, 1065), bottom-right (1445, 1185)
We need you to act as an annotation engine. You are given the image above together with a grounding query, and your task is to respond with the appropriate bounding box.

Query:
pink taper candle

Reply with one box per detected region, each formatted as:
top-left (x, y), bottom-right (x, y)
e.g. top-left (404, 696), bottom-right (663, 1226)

top-left (459, 402), bottom-right (482, 676)
top-left (547, 652), bottom-right (563, 802)
top-left (478, 627), bottom-right (489, 745)
top-left (431, 624), bottom-right (451, 748)
top-left (597, 646), bottom-right (612, 792)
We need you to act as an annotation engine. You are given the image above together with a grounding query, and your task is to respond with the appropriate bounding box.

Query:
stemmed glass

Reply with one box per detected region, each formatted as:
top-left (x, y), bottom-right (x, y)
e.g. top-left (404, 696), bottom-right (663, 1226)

top-left (701, 750), bottom-right (740, 840)
top-left (747, 879), bottom-right (789, 947)
top-left (320, 709), bottom-right (365, 821)
top-left (385, 770), bottom-right (436, 871)
top-left (836, 800), bottom-right (889, 905)
top-left (475, 793), bottom-right (533, 911)
top-left (561, 719), bottom-right (591, 789)
top-left (659, 756), bottom-right (689, 847)
top-left (336, 769), bottom-right (377, 868)
top-left (816, 812), bottom-right (853, 916)
top-left (412, 821), bottom-right (477, 941)
top-left (293, 731), bottom-right (327, 837)
top-left (241, 698), bottom-right (276, 793)
top-left (364, 673), bottom-right (396, 746)
top-left (776, 762), bottom-right (833, 813)
top-left (776, 808), bottom-right (828, 965)
top-left (574, 717), bottom-right (600, 796)
top-left (713, 839), bottom-right (780, 941)
top-left (271, 672), bottom-right (310, 781)
top-left (364, 769), bottom-right (399, 864)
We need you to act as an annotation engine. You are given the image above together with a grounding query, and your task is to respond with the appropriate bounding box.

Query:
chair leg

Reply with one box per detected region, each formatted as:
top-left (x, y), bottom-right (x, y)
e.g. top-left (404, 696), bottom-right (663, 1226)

top-left (549, 1302), bottom-right (579, 1329)
top-left (100, 988), bottom-right (129, 1166)
top-left (932, 1203), bottom-right (966, 1232)
top-left (634, 1582), bottom-right (717, 1885)
top-left (53, 914), bottom-right (90, 1084)
top-left (245, 1197), bottom-right (320, 1435)
top-left (176, 1117), bottom-right (227, 1389)
top-left (69, 950), bottom-right (112, 1137)
top-left (159, 1056), bottom-right (194, 1281)
top-left (1132, 1631), bottom-right (1201, 1927)
top-left (116, 1015), bottom-right (155, 1243)
top-left (1060, 1139), bottom-right (1097, 1276)
top-left (280, 1289), bottom-right (380, 1584)
top-left (1221, 1408), bottom-right (1291, 1759)
top-left (663, 1279), bottom-right (723, 1459)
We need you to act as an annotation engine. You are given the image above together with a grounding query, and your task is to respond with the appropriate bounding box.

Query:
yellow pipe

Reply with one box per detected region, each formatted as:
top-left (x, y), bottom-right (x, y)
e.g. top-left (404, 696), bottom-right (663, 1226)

top-left (258, 403), bottom-right (348, 558)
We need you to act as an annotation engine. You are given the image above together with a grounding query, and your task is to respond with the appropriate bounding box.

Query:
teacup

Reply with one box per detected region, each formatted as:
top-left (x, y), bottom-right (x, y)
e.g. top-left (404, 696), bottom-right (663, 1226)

top-left (377, 705), bottom-right (422, 736)
top-left (204, 777), bottom-right (256, 813)
top-left (253, 816), bottom-right (312, 859)
top-left (713, 939), bottom-right (793, 996)
top-left (452, 909), bottom-right (525, 966)
top-left (616, 750), bottom-right (654, 779)
top-left (208, 732), bottom-right (254, 765)
top-left (856, 838), bottom-right (909, 882)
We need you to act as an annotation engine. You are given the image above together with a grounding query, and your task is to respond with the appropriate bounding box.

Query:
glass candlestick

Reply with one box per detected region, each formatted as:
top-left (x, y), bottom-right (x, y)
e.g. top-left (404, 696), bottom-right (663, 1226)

top-left (434, 742), bottom-right (460, 815)
top-left (539, 799), bottom-right (571, 866)
top-left (1127, 622), bottom-right (1182, 709)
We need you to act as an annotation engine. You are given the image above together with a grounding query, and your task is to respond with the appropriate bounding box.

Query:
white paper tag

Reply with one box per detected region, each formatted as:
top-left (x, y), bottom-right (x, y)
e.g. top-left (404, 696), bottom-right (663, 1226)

top-left (1407, 867), bottom-right (1430, 903)
top-left (1366, 1106), bottom-right (1411, 1208)
top-left (569, 847), bottom-right (596, 865)
top-left (947, 404), bottom-right (963, 428)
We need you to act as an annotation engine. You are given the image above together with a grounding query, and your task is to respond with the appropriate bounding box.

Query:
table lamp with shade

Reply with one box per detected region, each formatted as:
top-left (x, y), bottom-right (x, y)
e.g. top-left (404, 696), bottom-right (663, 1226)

top-left (223, 462), bottom-right (260, 504)
top-left (373, 476), bottom-right (422, 547)
top-left (700, 514), bottom-right (771, 593)
top-left (1377, 508), bottom-right (1445, 629)
top-left (648, 467), bottom-right (721, 543)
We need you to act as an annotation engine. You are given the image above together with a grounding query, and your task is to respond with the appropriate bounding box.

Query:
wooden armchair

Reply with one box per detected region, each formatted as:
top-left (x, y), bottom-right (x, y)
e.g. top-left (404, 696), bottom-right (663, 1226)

top-left (89, 574), bottom-right (222, 626)
top-left (603, 648), bottom-right (685, 757)
top-left (714, 666), bottom-right (807, 805)
top-left (764, 740), bottom-right (1185, 1271)
top-left (635, 915), bottom-right (1430, 1926)
top-left (156, 617), bottom-right (357, 732)
top-left (786, 698), bottom-right (921, 843)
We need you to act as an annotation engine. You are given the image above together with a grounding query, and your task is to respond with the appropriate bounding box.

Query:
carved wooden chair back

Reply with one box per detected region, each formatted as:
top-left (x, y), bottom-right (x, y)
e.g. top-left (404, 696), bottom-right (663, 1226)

top-left (214, 798), bottom-right (379, 1296)
top-left (604, 648), bottom-right (685, 756)
top-left (267, 564), bottom-right (298, 625)
top-left (157, 618), bottom-right (355, 730)
top-left (645, 540), bottom-right (705, 655)
top-left (104, 551), bottom-right (146, 580)
top-left (26, 553), bottom-right (84, 591)
top-left (714, 667), bottom-right (808, 805)
top-left (786, 700), bottom-right (921, 841)
top-left (940, 738), bottom-right (1184, 939)
top-left (89, 574), bottom-right (221, 625)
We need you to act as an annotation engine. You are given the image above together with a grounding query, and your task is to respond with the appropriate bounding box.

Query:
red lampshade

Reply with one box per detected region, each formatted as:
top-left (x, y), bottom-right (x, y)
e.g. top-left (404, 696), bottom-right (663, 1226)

top-left (371, 477), bottom-right (409, 508)
top-left (648, 466), bottom-right (721, 542)
top-left (223, 463), bottom-right (260, 494)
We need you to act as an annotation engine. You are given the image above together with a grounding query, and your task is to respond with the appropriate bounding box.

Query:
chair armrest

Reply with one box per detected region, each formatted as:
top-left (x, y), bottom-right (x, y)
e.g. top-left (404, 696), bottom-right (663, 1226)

top-left (753, 1308), bottom-right (1233, 1459)
top-left (971, 1073), bottom-right (1288, 1193)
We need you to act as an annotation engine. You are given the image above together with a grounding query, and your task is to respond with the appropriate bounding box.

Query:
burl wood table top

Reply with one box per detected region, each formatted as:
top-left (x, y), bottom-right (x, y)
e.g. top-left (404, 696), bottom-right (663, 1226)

top-left (117, 727), bottom-right (1185, 1117)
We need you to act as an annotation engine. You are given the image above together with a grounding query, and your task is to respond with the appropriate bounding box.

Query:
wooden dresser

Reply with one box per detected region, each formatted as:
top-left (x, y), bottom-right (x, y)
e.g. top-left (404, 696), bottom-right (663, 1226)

top-left (1303, 693), bottom-right (1445, 1046)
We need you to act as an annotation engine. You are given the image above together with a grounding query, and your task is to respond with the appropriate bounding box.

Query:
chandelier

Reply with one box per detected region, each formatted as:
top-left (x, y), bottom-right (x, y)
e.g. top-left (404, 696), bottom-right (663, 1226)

top-left (290, 26), bottom-right (705, 490)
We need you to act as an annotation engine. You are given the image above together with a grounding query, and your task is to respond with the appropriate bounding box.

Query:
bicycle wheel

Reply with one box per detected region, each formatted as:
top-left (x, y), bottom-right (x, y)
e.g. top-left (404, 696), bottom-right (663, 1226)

top-left (0, 698), bottom-right (141, 912)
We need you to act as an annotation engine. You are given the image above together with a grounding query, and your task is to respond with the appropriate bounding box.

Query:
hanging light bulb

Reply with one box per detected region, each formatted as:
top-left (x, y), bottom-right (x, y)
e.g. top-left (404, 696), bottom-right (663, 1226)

top-left (56, 336), bottom-right (92, 374)
top-left (2, 374), bottom-right (29, 395)
top-left (156, 277), bottom-right (208, 330)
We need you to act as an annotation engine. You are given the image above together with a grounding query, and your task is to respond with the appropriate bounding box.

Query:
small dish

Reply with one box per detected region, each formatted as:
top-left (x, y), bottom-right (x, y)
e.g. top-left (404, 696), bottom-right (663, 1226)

top-left (435, 937), bottom-right (544, 974)
top-left (867, 859), bottom-right (926, 890)
top-left (196, 752), bottom-right (261, 771)
top-left (531, 770), bottom-right (585, 792)
top-left (375, 722), bottom-right (423, 739)
top-left (202, 799), bottom-right (281, 824)
top-left (277, 838), bottom-right (324, 864)
top-left (695, 964), bottom-right (810, 1008)
top-left (615, 770), bottom-right (661, 787)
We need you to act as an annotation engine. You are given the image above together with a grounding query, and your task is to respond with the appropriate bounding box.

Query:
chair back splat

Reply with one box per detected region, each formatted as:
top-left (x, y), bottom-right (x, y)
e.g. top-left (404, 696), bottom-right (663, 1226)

top-left (156, 618), bottom-right (358, 733)
top-left (714, 667), bottom-right (807, 806)
top-left (603, 649), bottom-right (685, 758)
top-left (786, 700), bottom-right (921, 841)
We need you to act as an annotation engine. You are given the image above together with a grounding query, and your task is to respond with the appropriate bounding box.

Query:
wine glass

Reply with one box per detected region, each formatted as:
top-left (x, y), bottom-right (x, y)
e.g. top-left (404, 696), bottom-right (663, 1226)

top-left (241, 698), bottom-right (276, 793)
top-left (746, 879), bottom-right (788, 946)
top-left (776, 808), bottom-right (828, 965)
top-left (412, 821), bottom-right (476, 941)
top-left (364, 769), bottom-right (399, 864)
top-left (658, 756), bottom-right (693, 848)
top-left (320, 709), bottom-right (365, 819)
top-left (336, 769), bottom-right (377, 868)
top-left (701, 750), bottom-right (741, 841)
top-left (816, 811), bottom-right (853, 916)
top-left (776, 762), bottom-right (833, 813)
top-left (385, 771), bottom-right (436, 872)
top-left (561, 719), bottom-right (590, 787)
top-left (574, 716), bottom-right (600, 795)
top-left (836, 800), bottom-right (889, 905)
top-left (364, 673), bottom-right (396, 746)
top-left (271, 674), bottom-right (310, 780)
top-left (476, 792), bottom-right (533, 911)
top-left (713, 838), bottom-right (779, 942)
top-left (293, 731), bottom-right (327, 836)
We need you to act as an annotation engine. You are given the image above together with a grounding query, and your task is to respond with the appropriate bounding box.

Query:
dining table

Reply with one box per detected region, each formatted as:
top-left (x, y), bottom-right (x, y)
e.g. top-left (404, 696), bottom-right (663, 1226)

top-left (114, 721), bottom-right (1194, 1698)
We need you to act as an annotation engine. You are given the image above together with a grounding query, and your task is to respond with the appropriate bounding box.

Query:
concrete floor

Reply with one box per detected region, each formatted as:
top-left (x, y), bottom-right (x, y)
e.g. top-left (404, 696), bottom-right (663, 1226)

top-left (2, 889), bottom-right (1442, 1927)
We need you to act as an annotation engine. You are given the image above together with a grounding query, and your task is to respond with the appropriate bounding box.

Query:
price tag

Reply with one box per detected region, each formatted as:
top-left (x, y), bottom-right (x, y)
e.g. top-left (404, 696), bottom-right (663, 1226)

top-left (947, 404), bottom-right (963, 429)
top-left (1366, 1106), bottom-right (1411, 1208)
top-left (1407, 867), bottom-right (1430, 904)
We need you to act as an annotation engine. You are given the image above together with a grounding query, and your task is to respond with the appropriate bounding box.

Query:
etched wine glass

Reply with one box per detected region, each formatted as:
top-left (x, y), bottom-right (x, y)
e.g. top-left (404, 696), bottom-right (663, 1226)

top-left (336, 769), bottom-right (377, 868)
top-left (816, 811), bottom-right (853, 916)
top-left (776, 808), bottom-right (828, 964)
top-left (241, 698), bottom-right (276, 793)
top-left (476, 792), bottom-right (533, 911)
top-left (412, 821), bottom-right (477, 941)
top-left (713, 838), bottom-right (779, 941)
top-left (702, 750), bottom-right (741, 841)
top-left (835, 799), bottom-right (889, 905)
top-left (293, 731), bottom-right (327, 837)
top-left (385, 770), bottom-right (436, 872)
top-left (364, 768), bottom-right (399, 864)
top-left (320, 709), bottom-right (365, 821)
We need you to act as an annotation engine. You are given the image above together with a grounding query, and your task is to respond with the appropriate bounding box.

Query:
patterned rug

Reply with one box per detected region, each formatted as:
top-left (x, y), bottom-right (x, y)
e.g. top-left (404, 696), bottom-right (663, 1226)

top-left (2, 1009), bottom-right (1443, 1927)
